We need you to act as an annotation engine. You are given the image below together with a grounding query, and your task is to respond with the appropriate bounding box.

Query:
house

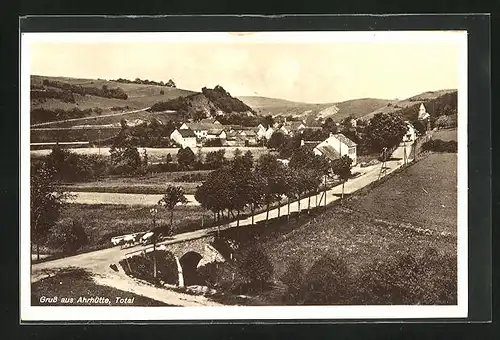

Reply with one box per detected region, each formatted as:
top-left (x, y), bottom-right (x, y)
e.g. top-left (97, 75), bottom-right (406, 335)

top-left (264, 127), bottom-right (275, 140)
top-left (207, 128), bottom-right (226, 141)
top-left (170, 128), bottom-right (197, 149)
top-left (180, 121), bottom-right (223, 140)
top-left (256, 124), bottom-right (267, 140)
top-left (403, 121), bottom-right (417, 142)
top-left (238, 129), bottom-right (258, 145)
top-left (279, 121), bottom-right (307, 136)
top-left (225, 131), bottom-right (245, 147)
top-left (418, 103), bottom-right (431, 131)
top-left (313, 133), bottom-right (357, 165)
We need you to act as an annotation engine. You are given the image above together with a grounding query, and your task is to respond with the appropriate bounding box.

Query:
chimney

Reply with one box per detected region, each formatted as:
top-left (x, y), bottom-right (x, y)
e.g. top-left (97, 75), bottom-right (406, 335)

top-left (301, 139), bottom-right (304, 146)
top-left (329, 132), bottom-right (334, 138)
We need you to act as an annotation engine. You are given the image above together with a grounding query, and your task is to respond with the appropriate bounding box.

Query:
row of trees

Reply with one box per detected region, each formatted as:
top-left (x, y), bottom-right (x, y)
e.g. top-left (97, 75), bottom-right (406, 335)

top-left (195, 148), bottom-right (353, 227)
top-left (112, 77), bottom-right (176, 88)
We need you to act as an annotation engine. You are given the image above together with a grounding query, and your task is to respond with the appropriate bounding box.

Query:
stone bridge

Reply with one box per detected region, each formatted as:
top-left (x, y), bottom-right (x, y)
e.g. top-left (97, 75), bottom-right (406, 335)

top-left (123, 235), bottom-right (225, 287)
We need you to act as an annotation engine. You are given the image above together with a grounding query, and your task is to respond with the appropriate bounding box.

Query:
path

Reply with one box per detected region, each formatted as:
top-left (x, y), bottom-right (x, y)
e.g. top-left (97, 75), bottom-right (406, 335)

top-left (30, 107), bottom-right (150, 127)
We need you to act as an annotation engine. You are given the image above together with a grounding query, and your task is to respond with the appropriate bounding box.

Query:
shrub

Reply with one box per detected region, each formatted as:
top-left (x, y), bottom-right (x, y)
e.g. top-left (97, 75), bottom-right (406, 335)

top-left (280, 258), bottom-right (305, 304)
top-left (301, 254), bottom-right (352, 305)
top-left (46, 218), bottom-right (89, 254)
top-left (422, 139), bottom-right (457, 153)
top-left (237, 247), bottom-right (274, 292)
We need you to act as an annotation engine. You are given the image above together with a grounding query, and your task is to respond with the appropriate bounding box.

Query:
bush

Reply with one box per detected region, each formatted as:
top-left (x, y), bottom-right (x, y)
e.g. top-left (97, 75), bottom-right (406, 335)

top-left (46, 218), bottom-right (89, 254)
top-left (422, 139), bottom-right (457, 153)
top-left (280, 258), bottom-right (305, 304)
top-left (237, 247), bottom-right (274, 292)
top-left (301, 254), bottom-right (352, 305)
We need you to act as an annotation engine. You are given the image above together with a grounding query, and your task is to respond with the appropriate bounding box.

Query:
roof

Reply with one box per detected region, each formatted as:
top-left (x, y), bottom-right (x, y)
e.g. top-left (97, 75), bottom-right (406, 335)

top-left (284, 121), bottom-right (306, 130)
top-left (186, 122), bottom-right (222, 131)
top-left (332, 133), bottom-right (357, 147)
top-left (177, 128), bottom-right (196, 138)
top-left (207, 128), bottom-right (225, 135)
top-left (315, 144), bottom-right (341, 161)
top-left (302, 141), bottom-right (320, 152)
top-left (240, 130), bottom-right (257, 137)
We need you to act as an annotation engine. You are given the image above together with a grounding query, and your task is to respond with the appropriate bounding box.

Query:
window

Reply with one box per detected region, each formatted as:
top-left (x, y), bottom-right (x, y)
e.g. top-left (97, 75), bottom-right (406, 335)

top-left (348, 147), bottom-right (355, 155)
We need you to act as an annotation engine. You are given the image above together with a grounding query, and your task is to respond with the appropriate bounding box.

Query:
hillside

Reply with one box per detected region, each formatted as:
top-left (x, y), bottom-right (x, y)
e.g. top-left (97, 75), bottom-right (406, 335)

top-left (238, 96), bottom-right (392, 123)
top-left (30, 75), bottom-right (197, 126)
top-left (148, 85), bottom-right (255, 119)
top-left (361, 89), bottom-right (457, 121)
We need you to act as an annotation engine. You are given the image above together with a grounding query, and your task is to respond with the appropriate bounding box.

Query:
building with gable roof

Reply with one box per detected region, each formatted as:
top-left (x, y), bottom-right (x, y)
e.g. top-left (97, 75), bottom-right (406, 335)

top-left (312, 133), bottom-right (357, 165)
top-left (170, 128), bottom-right (197, 149)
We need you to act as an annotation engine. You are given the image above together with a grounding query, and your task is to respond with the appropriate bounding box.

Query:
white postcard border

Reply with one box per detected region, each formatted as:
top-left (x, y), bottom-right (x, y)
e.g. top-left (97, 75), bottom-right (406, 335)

top-left (20, 30), bottom-right (468, 321)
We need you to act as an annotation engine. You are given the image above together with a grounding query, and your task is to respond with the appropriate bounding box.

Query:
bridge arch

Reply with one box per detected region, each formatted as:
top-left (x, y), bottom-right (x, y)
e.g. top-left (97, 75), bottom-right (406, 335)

top-left (179, 251), bottom-right (204, 286)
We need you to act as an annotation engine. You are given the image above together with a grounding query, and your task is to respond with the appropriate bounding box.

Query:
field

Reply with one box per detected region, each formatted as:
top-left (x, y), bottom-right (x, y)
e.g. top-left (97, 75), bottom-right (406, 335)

top-left (31, 146), bottom-right (271, 163)
top-left (58, 170), bottom-right (210, 195)
top-left (59, 203), bottom-right (214, 251)
top-left (266, 153), bottom-right (456, 276)
top-left (432, 128), bottom-right (458, 142)
top-left (31, 268), bottom-right (171, 306)
top-left (31, 127), bottom-right (121, 143)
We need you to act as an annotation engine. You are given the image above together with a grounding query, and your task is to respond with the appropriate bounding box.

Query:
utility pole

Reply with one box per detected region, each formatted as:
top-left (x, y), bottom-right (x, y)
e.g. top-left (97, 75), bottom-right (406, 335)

top-left (150, 207), bottom-right (158, 279)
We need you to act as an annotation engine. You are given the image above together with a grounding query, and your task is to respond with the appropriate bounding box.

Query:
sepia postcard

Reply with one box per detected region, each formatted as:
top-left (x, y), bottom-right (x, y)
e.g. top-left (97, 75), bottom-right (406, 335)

top-left (20, 29), bottom-right (468, 321)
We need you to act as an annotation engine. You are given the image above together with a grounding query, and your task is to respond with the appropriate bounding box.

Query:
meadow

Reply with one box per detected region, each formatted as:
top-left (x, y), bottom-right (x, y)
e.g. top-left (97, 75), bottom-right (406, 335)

top-left (432, 128), bottom-right (458, 142)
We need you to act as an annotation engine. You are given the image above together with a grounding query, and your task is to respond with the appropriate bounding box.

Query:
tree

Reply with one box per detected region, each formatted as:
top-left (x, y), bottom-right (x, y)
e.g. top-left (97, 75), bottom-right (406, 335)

top-left (255, 154), bottom-right (286, 225)
top-left (238, 247), bottom-right (274, 292)
top-left (166, 79), bottom-right (176, 88)
top-left (165, 153), bottom-right (173, 164)
top-left (267, 131), bottom-right (287, 150)
top-left (205, 149), bottom-right (226, 169)
top-left (31, 164), bottom-right (67, 260)
top-left (158, 186), bottom-right (189, 229)
top-left (322, 117), bottom-right (338, 134)
top-left (331, 155), bottom-right (353, 199)
top-left (160, 89), bottom-right (165, 95)
top-left (365, 113), bottom-right (408, 159)
top-left (177, 147), bottom-right (196, 169)
top-left (46, 218), bottom-right (89, 254)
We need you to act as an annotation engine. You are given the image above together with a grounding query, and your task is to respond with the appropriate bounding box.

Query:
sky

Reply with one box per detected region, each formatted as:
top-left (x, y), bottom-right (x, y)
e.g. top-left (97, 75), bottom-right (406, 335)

top-left (28, 33), bottom-right (463, 104)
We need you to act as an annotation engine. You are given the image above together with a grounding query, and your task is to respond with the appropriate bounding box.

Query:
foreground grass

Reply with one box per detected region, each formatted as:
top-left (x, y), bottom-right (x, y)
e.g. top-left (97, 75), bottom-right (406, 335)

top-left (31, 267), bottom-right (172, 306)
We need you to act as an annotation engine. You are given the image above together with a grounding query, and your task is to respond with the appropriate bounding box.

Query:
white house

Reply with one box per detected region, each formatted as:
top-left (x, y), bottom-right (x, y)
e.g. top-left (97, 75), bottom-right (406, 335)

top-left (403, 121), bottom-right (417, 142)
top-left (418, 103), bottom-right (430, 120)
top-left (180, 121), bottom-right (222, 140)
top-left (313, 133), bottom-right (357, 165)
top-left (256, 124), bottom-right (267, 140)
top-left (170, 128), bottom-right (197, 149)
top-left (264, 127), bottom-right (275, 140)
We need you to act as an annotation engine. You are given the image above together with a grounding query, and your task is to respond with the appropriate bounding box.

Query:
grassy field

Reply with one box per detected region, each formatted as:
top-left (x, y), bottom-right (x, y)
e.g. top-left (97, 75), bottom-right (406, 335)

top-left (58, 170), bottom-right (211, 194)
top-left (59, 203), bottom-right (213, 250)
top-left (31, 127), bottom-right (121, 143)
top-left (265, 153), bottom-right (456, 277)
top-left (31, 267), bottom-right (171, 306)
top-left (433, 128), bottom-right (458, 142)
